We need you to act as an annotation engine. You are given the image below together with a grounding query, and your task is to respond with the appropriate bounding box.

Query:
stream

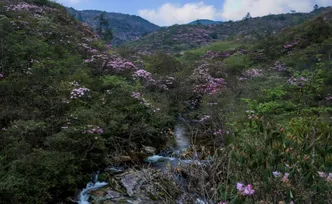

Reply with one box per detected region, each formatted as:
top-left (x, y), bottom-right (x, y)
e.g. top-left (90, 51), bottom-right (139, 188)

top-left (77, 122), bottom-right (207, 204)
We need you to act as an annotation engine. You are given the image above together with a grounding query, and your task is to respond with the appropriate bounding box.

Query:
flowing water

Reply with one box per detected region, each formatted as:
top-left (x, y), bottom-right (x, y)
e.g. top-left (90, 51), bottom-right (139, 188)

top-left (77, 172), bottom-right (108, 204)
top-left (77, 122), bottom-right (193, 203)
top-left (174, 124), bottom-right (189, 152)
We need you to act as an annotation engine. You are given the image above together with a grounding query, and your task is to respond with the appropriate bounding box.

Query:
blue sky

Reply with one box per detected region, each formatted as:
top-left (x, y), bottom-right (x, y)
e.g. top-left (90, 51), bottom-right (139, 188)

top-left (57, 0), bottom-right (223, 14)
top-left (55, 0), bottom-right (331, 26)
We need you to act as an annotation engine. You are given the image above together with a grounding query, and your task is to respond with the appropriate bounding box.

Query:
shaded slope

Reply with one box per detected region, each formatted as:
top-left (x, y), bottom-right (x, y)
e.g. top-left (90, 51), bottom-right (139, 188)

top-left (67, 8), bottom-right (160, 46)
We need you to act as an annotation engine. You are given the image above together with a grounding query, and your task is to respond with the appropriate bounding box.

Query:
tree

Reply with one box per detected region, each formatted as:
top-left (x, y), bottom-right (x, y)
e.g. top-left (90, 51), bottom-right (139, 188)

top-left (290, 10), bottom-right (296, 13)
top-left (243, 12), bottom-right (252, 20)
top-left (313, 4), bottom-right (319, 11)
top-left (95, 12), bottom-right (114, 43)
top-left (76, 12), bottom-right (83, 22)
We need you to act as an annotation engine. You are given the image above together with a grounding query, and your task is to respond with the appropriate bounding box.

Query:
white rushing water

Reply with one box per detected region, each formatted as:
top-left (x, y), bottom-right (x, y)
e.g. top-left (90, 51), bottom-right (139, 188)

top-left (77, 172), bottom-right (107, 204)
top-left (174, 124), bottom-right (189, 151)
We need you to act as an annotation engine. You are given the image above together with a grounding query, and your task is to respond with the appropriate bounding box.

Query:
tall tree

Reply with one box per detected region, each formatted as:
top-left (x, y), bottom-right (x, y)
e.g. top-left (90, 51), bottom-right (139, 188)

top-left (95, 12), bottom-right (114, 43)
top-left (243, 12), bottom-right (252, 20)
top-left (313, 4), bottom-right (319, 11)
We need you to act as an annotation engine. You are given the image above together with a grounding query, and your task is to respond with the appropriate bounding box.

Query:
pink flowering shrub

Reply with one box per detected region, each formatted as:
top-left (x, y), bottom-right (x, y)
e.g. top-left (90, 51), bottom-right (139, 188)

top-left (107, 58), bottom-right (136, 72)
top-left (82, 125), bottom-right (104, 135)
top-left (70, 87), bottom-right (90, 99)
top-left (191, 64), bottom-right (226, 95)
top-left (5, 2), bottom-right (56, 14)
top-left (287, 76), bottom-right (308, 87)
top-left (133, 69), bottom-right (154, 81)
top-left (244, 68), bottom-right (263, 78)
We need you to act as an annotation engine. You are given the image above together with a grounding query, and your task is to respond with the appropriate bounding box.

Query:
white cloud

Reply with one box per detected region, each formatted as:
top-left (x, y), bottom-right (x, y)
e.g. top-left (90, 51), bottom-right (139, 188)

top-left (221, 0), bottom-right (332, 20)
top-left (138, 2), bottom-right (220, 26)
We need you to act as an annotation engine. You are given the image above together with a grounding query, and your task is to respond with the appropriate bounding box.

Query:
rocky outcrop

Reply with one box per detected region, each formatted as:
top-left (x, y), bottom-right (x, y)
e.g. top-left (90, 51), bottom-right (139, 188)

top-left (89, 168), bottom-right (179, 204)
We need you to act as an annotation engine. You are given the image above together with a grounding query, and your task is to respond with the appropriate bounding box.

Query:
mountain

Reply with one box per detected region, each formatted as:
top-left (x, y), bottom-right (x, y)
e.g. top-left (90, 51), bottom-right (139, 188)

top-left (67, 8), bottom-right (160, 46)
top-left (125, 7), bottom-right (331, 53)
top-left (188, 19), bottom-right (223, 25)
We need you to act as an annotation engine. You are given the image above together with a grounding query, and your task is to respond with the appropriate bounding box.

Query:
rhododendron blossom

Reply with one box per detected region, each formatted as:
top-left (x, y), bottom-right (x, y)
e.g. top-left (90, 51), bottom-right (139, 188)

top-left (82, 125), bottom-right (104, 135)
top-left (244, 68), bottom-right (263, 78)
top-left (107, 59), bottom-right (136, 71)
top-left (133, 69), bottom-right (154, 81)
top-left (70, 88), bottom-right (90, 99)
top-left (287, 76), bottom-right (307, 87)
top-left (131, 92), bottom-right (141, 100)
top-left (191, 64), bottom-right (226, 95)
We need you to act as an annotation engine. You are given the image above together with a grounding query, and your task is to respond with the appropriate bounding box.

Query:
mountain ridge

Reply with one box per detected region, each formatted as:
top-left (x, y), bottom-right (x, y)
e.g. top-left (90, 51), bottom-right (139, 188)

top-left (188, 19), bottom-right (223, 25)
top-left (124, 7), bottom-right (332, 53)
top-left (67, 7), bottom-right (160, 46)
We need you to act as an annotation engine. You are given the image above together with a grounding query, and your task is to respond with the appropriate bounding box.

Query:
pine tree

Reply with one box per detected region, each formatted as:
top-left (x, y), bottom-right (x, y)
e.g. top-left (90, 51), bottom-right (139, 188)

top-left (95, 12), bottom-right (114, 43)
top-left (243, 12), bottom-right (252, 20)
top-left (313, 4), bottom-right (319, 11)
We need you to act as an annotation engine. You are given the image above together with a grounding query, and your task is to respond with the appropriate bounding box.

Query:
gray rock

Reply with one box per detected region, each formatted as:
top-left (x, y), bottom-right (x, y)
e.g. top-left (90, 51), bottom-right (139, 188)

top-left (142, 145), bottom-right (156, 155)
top-left (120, 172), bottom-right (143, 196)
top-left (105, 190), bottom-right (121, 199)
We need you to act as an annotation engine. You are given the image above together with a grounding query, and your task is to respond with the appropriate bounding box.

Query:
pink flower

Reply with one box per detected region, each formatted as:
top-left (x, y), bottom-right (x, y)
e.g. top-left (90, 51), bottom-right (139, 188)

top-left (0, 73), bottom-right (3, 78)
top-left (237, 183), bottom-right (244, 191)
top-left (213, 129), bottom-right (223, 136)
top-left (132, 92), bottom-right (141, 100)
top-left (282, 173), bottom-right (290, 183)
top-left (237, 183), bottom-right (255, 196)
top-left (133, 69), bottom-right (154, 81)
top-left (326, 96), bottom-right (332, 101)
top-left (243, 184), bottom-right (255, 195)
top-left (273, 171), bottom-right (281, 177)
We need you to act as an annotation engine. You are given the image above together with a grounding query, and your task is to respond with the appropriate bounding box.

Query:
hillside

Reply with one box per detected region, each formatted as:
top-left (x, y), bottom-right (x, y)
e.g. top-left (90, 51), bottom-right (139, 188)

top-left (188, 19), bottom-right (223, 25)
top-left (67, 8), bottom-right (160, 46)
top-left (0, 1), bottom-right (177, 203)
top-left (1, 0), bottom-right (332, 204)
top-left (126, 7), bottom-right (331, 53)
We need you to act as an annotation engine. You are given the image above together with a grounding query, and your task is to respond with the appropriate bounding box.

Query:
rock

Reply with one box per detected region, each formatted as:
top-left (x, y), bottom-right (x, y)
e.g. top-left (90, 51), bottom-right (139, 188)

top-left (105, 190), bottom-right (121, 199)
top-left (105, 166), bottom-right (126, 174)
top-left (119, 156), bottom-right (132, 162)
top-left (142, 145), bottom-right (156, 155)
top-left (120, 171), bottom-right (143, 196)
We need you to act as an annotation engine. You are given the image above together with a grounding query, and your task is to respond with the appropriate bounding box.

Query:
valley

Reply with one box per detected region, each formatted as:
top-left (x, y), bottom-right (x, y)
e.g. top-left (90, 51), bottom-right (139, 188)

top-left (0, 1), bottom-right (332, 204)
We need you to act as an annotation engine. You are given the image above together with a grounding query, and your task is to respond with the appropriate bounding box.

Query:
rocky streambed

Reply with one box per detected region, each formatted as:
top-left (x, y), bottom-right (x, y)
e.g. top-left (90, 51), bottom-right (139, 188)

top-left (77, 123), bottom-right (212, 204)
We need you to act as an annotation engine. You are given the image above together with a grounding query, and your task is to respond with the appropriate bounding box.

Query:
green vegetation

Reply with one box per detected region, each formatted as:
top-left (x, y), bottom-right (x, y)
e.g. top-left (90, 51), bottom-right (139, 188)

top-left (0, 0), bottom-right (332, 203)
